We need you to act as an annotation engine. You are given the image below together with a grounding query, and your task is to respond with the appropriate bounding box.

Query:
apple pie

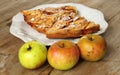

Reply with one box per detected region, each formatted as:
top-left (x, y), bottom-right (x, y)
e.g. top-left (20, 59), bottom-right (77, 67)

top-left (21, 6), bottom-right (100, 38)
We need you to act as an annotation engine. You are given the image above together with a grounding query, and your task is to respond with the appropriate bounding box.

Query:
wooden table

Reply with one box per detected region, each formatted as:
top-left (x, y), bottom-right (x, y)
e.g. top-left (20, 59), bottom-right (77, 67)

top-left (0, 0), bottom-right (120, 75)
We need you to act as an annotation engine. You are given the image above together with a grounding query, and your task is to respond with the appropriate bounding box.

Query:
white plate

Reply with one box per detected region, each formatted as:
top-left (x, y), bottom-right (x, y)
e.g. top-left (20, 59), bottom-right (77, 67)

top-left (10, 3), bottom-right (108, 45)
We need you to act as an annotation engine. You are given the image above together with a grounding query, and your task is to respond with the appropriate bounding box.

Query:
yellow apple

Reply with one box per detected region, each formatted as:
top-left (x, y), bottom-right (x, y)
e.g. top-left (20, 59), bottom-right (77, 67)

top-left (77, 34), bottom-right (106, 61)
top-left (18, 41), bottom-right (47, 69)
top-left (47, 40), bottom-right (80, 70)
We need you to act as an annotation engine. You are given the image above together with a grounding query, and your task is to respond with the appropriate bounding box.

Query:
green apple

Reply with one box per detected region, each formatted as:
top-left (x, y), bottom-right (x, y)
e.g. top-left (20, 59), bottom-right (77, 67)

top-left (18, 41), bottom-right (47, 69)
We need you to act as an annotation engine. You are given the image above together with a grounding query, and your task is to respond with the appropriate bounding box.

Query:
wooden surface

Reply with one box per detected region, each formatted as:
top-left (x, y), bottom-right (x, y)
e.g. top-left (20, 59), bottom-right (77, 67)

top-left (0, 0), bottom-right (120, 75)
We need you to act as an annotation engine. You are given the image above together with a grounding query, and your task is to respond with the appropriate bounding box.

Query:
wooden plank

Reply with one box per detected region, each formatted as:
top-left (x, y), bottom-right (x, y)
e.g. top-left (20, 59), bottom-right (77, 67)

top-left (0, 0), bottom-right (120, 75)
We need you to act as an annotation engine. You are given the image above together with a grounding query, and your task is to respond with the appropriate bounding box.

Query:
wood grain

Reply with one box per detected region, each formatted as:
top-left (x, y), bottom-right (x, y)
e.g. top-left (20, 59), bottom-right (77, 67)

top-left (0, 0), bottom-right (120, 75)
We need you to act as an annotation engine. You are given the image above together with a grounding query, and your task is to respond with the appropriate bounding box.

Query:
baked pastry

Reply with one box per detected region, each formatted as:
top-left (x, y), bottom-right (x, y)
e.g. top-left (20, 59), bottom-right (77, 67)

top-left (21, 6), bottom-right (100, 38)
top-left (21, 6), bottom-right (77, 33)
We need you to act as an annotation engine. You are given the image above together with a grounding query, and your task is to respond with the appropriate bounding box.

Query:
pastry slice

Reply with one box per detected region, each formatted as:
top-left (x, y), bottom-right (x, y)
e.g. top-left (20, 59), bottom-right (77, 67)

top-left (21, 5), bottom-right (100, 38)
top-left (46, 17), bottom-right (100, 38)
top-left (21, 6), bottom-right (77, 33)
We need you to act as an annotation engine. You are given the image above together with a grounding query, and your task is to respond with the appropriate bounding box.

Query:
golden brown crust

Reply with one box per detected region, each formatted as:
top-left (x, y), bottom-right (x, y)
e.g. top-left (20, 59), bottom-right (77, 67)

top-left (21, 6), bottom-right (100, 38)
top-left (46, 18), bottom-right (100, 38)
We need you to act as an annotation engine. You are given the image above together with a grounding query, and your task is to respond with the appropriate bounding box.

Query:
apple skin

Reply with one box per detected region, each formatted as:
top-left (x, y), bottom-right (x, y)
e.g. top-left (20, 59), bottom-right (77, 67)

top-left (47, 40), bottom-right (80, 70)
top-left (18, 41), bottom-right (47, 69)
top-left (77, 34), bottom-right (106, 61)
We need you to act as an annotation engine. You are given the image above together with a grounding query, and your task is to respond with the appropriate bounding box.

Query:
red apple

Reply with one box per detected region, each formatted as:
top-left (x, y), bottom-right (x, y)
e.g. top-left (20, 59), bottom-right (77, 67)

top-left (47, 40), bottom-right (80, 70)
top-left (77, 34), bottom-right (106, 61)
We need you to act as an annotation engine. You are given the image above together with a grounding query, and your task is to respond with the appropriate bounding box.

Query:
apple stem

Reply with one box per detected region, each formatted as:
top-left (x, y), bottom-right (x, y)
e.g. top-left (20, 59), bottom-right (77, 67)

top-left (88, 36), bottom-right (94, 41)
top-left (59, 43), bottom-right (65, 48)
top-left (27, 45), bottom-right (32, 51)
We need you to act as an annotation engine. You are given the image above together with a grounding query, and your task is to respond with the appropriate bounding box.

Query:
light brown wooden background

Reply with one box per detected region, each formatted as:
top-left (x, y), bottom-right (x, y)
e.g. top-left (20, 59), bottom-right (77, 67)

top-left (0, 0), bottom-right (120, 75)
